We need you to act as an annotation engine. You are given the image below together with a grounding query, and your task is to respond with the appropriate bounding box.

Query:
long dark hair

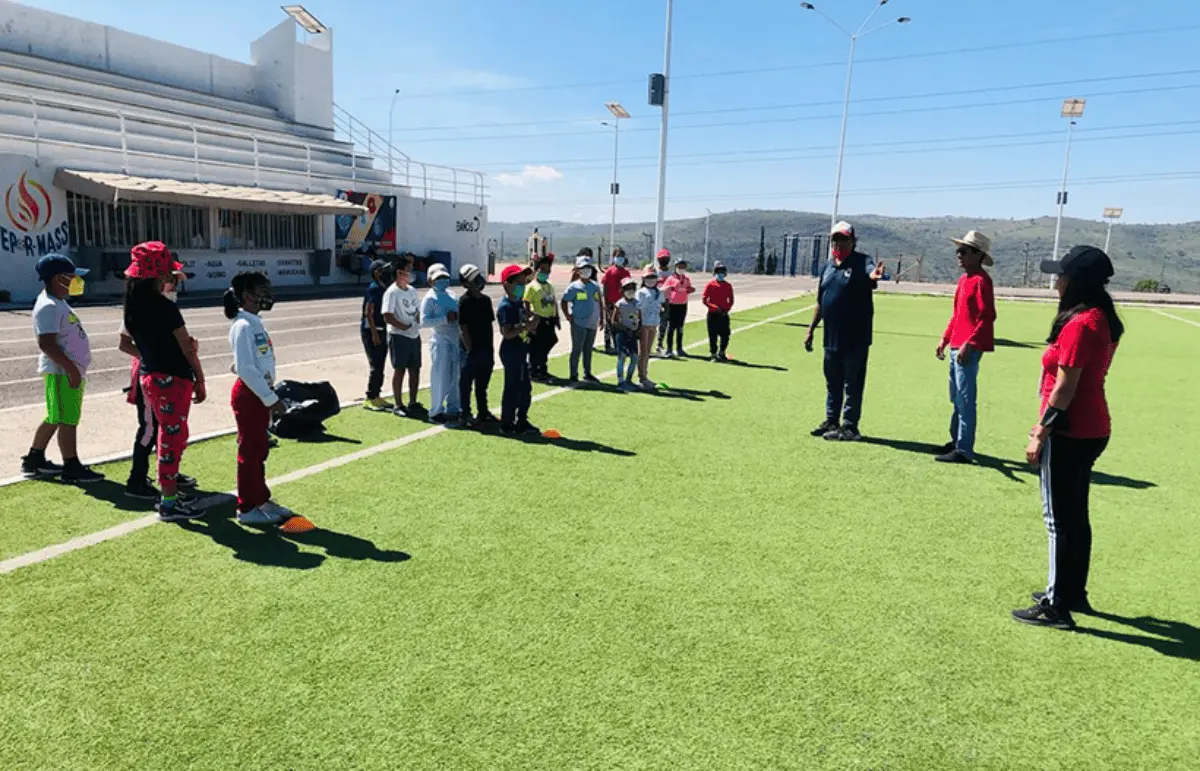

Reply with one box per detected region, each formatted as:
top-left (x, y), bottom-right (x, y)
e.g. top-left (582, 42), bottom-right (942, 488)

top-left (123, 277), bottom-right (161, 329)
top-left (1048, 277), bottom-right (1125, 345)
top-left (223, 271), bottom-right (269, 319)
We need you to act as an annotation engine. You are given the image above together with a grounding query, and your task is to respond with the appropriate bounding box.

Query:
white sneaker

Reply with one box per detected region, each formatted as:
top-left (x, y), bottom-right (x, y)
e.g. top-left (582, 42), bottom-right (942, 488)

top-left (261, 500), bottom-right (295, 520)
top-left (237, 506), bottom-right (285, 526)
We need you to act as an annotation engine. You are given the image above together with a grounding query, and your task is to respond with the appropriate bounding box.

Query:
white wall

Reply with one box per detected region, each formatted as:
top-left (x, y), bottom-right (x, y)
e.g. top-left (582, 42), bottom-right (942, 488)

top-left (395, 198), bottom-right (488, 276)
top-left (251, 19), bottom-right (334, 130)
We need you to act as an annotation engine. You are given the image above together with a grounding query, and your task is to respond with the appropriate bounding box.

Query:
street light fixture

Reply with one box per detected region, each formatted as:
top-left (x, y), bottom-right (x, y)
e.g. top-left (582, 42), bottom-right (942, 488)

top-left (800, 1), bottom-right (911, 235)
top-left (387, 88), bottom-right (401, 183)
top-left (1051, 97), bottom-right (1086, 269)
top-left (1102, 206), bottom-right (1123, 254)
top-left (603, 101), bottom-right (630, 262)
top-left (281, 5), bottom-right (326, 34)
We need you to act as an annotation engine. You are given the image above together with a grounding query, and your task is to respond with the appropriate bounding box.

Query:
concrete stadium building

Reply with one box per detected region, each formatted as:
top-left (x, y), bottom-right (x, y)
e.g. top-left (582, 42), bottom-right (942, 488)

top-left (0, 0), bottom-right (487, 303)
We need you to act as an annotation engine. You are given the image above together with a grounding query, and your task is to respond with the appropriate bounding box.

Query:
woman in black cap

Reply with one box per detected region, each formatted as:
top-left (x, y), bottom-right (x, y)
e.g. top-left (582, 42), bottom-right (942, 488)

top-left (1012, 245), bottom-right (1124, 630)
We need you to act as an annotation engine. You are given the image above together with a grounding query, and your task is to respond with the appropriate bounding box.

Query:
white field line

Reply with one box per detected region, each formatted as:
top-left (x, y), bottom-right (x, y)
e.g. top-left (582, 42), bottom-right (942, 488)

top-left (0, 302), bottom-right (814, 576)
top-left (1152, 309), bottom-right (1200, 328)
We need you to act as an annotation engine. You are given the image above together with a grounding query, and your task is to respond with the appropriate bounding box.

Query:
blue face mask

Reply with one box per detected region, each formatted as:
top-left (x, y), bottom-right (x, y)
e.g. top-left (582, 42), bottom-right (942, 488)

top-left (536, 271), bottom-right (550, 283)
top-left (434, 278), bottom-right (450, 292)
top-left (511, 283), bottom-right (525, 300)
top-left (716, 274), bottom-right (727, 282)
top-left (615, 257), bottom-right (627, 267)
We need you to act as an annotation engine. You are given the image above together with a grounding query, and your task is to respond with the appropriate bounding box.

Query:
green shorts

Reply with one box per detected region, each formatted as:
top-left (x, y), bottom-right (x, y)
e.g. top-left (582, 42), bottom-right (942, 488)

top-left (44, 373), bottom-right (86, 426)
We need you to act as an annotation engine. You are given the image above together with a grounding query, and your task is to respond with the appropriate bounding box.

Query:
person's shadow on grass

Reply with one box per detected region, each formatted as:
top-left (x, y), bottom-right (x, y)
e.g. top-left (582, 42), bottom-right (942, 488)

top-left (77, 480), bottom-right (235, 514)
top-left (1075, 612), bottom-right (1200, 662)
top-left (861, 437), bottom-right (1157, 490)
top-left (719, 358), bottom-right (788, 372)
top-left (498, 432), bottom-right (636, 457)
top-left (292, 431), bottom-right (363, 445)
top-left (176, 503), bottom-right (410, 570)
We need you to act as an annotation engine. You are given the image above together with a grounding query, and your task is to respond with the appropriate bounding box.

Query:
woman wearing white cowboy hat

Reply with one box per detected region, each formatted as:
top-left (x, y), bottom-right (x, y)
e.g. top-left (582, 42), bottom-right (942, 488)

top-left (935, 230), bottom-right (997, 464)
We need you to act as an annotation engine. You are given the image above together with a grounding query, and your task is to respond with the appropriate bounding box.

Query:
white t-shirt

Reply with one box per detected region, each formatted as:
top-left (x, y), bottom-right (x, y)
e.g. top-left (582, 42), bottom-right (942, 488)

top-left (33, 291), bottom-right (91, 375)
top-left (382, 283), bottom-right (421, 339)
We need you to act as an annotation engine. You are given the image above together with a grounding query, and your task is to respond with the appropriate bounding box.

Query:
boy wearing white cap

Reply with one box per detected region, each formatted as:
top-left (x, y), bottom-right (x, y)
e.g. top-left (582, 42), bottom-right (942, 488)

top-left (935, 230), bottom-right (997, 464)
top-left (421, 262), bottom-right (463, 425)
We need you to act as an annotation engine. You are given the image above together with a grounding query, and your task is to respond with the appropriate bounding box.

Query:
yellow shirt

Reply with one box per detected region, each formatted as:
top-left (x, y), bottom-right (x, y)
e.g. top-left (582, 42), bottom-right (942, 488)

top-left (525, 279), bottom-right (557, 318)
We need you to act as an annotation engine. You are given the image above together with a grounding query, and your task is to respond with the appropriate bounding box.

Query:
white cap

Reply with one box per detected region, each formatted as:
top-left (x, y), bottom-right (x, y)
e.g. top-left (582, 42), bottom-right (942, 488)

top-left (575, 255), bottom-right (594, 269)
top-left (428, 263), bottom-right (450, 281)
top-left (459, 263), bottom-right (481, 283)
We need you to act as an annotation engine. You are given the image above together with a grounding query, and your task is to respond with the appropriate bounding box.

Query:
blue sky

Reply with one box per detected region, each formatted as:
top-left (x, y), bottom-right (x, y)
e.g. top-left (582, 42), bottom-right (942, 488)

top-left (19, 0), bottom-right (1200, 225)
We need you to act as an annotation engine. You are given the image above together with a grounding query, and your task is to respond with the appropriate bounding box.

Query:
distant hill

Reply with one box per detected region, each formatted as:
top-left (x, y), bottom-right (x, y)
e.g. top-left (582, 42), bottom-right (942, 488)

top-left (492, 210), bottom-right (1200, 293)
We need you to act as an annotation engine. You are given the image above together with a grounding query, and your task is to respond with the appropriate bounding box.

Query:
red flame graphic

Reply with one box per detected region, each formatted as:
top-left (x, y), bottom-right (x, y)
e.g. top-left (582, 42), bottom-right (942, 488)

top-left (4, 172), bottom-right (53, 233)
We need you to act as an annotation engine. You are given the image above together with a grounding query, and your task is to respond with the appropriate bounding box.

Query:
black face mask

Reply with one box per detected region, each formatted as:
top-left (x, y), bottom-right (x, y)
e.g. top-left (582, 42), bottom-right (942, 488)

top-left (471, 276), bottom-right (486, 292)
top-left (255, 289), bottom-right (275, 312)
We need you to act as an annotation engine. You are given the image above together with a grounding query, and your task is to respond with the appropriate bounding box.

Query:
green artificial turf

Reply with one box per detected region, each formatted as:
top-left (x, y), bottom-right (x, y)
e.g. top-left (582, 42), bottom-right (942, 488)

top-left (1, 295), bottom-right (1197, 769)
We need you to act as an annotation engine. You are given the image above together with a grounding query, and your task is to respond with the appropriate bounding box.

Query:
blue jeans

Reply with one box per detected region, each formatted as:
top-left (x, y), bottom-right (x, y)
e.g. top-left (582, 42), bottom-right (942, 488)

top-left (823, 346), bottom-right (869, 427)
top-left (499, 342), bottom-right (531, 426)
top-left (948, 348), bottom-right (982, 458)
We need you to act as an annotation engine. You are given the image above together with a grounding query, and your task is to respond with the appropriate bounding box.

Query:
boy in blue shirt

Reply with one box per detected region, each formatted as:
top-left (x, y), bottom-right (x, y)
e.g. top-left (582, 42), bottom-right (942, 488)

top-left (497, 264), bottom-right (540, 436)
top-left (561, 255), bottom-right (603, 384)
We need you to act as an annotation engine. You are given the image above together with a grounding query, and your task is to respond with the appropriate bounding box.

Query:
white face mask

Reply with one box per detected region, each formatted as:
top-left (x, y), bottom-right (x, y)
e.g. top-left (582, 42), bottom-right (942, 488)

top-left (623, 289), bottom-right (636, 300)
top-left (675, 267), bottom-right (685, 275)
top-left (580, 268), bottom-right (594, 280)
top-left (645, 278), bottom-right (658, 289)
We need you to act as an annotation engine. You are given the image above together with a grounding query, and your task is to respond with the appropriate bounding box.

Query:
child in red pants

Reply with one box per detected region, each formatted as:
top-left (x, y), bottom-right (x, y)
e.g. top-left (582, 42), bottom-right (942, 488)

top-left (224, 272), bottom-right (294, 527)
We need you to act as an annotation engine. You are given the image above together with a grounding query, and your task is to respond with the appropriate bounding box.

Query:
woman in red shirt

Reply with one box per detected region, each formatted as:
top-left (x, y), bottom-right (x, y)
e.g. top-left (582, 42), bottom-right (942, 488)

top-left (1012, 245), bottom-right (1124, 630)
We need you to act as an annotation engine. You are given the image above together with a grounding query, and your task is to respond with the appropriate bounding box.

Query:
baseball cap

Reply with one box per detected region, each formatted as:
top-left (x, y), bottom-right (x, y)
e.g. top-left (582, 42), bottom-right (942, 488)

top-left (369, 259), bottom-right (390, 276)
top-left (428, 263), bottom-right (450, 282)
top-left (459, 263), bottom-right (482, 283)
top-left (36, 254), bottom-right (88, 282)
top-left (713, 261), bottom-right (727, 273)
top-left (575, 255), bottom-right (594, 269)
top-left (1040, 245), bottom-right (1114, 283)
top-left (620, 276), bottom-right (637, 288)
top-left (656, 248), bottom-right (671, 259)
top-left (501, 264), bottom-right (531, 283)
top-left (126, 241), bottom-right (182, 280)
top-left (831, 221), bottom-right (855, 238)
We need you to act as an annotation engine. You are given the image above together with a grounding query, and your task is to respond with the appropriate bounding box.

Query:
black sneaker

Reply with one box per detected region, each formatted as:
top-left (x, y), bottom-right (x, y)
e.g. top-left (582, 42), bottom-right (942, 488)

top-left (431, 413), bottom-right (448, 425)
top-left (175, 473), bottom-right (198, 489)
top-left (811, 420), bottom-right (838, 438)
top-left (156, 499), bottom-right (204, 522)
top-left (935, 441), bottom-right (956, 455)
top-left (407, 401), bottom-right (427, 415)
top-left (517, 421), bottom-right (541, 436)
top-left (837, 425), bottom-right (862, 442)
top-left (718, 353), bottom-right (729, 362)
top-left (935, 449), bottom-right (972, 464)
top-left (583, 374), bottom-right (601, 384)
top-left (568, 376), bottom-right (580, 384)
top-left (1012, 602), bottom-right (1075, 630)
top-left (1032, 591), bottom-right (1094, 615)
top-left (20, 453), bottom-right (62, 478)
top-left (125, 479), bottom-right (160, 501)
top-left (61, 462), bottom-right (104, 484)
top-left (500, 423), bottom-right (519, 437)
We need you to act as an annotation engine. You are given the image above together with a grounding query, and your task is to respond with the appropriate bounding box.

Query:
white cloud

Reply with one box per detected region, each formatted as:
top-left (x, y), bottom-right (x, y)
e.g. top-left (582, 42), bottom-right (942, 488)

top-left (493, 165), bottom-right (564, 187)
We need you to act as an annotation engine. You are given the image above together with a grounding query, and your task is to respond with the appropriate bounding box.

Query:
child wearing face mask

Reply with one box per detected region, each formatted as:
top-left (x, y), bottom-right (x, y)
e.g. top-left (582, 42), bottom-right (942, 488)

top-left (611, 277), bottom-right (642, 391)
top-left (21, 254), bottom-right (103, 483)
top-left (524, 255), bottom-right (559, 381)
top-left (703, 261), bottom-right (735, 361)
top-left (654, 249), bottom-right (673, 354)
top-left (497, 264), bottom-right (541, 436)
top-left (635, 265), bottom-right (663, 389)
top-left (660, 258), bottom-right (695, 357)
top-left (118, 269), bottom-right (198, 500)
top-left (420, 263), bottom-right (463, 426)
top-left (561, 256), bottom-right (603, 383)
top-left (601, 247), bottom-right (632, 354)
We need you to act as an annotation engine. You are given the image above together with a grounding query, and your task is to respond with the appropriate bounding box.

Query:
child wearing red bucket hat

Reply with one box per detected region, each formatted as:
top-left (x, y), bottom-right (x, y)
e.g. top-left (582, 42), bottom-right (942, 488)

top-left (122, 241), bottom-right (207, 521)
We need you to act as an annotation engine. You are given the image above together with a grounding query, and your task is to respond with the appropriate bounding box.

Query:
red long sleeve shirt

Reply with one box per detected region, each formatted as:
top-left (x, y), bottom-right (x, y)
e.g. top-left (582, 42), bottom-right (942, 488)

top-left (942, 270), bottom-right (996, 351)
top-left (702, 280), bottom-right (734, 313)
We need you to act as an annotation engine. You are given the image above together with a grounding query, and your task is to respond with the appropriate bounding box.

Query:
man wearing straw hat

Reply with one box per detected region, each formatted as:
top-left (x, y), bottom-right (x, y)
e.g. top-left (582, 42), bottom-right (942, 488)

top-left (934, 230), bottom-right (997, 464)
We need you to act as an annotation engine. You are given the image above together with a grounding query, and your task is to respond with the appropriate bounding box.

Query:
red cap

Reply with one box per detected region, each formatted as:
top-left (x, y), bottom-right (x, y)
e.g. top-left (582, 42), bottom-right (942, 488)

top-left (125, 241), bottom-right (182, 280)
top-left (501, 264), bottom-right (531, 283)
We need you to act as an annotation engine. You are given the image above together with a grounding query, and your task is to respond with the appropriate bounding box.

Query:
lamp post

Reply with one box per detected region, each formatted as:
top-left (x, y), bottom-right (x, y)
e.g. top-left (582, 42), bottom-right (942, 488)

top-left (1052, 98), bottom-right (1086, 268)
top-left (385, 88), bottom-right (403, 184)
top-left (799, 1), bottom-right (910, 235)
top-left (603, 102), bottom-right (630, 262)
top-left (703, 209), bottom-right (711, 272)
top-left (1102, 206), bottom-right (1123, 254)
top-left (652, 0), bottom-right (674, 263)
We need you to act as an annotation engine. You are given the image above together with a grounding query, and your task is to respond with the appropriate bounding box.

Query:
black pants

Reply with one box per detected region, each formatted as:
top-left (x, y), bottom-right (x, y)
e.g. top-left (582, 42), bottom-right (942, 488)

top-left (459, 347), bottom-right (494, 418)
top-left (129, 381), bottom-right (157, 485)
top-left (529, 318), bottom-right (558, 376)
top-left (707, 312), bottom-right (730, 355)
top-left (667, 303), bottom-right (688, 352)
top-left (361, 327), bottom-right (388, 399)
top-left (1040, 435), bottom-right (1109, 609)
top-left (823, 346), bottom-right (869, 427)
top-left (499, 342), bottom-right (532, 426)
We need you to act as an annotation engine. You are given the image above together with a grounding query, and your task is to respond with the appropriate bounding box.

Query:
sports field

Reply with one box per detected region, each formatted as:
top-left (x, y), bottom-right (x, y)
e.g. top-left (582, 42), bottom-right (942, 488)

top-left (1, 294), bottom-right (1197, 769)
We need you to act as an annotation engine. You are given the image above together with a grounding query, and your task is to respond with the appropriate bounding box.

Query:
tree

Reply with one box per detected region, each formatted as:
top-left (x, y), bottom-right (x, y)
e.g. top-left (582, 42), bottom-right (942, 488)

top-left (766, 250), bottom-right (778, 276)
top-left (754, 249), bottom-right (765, 275)
top-left (1133, 278), bottom-right (1160, 293)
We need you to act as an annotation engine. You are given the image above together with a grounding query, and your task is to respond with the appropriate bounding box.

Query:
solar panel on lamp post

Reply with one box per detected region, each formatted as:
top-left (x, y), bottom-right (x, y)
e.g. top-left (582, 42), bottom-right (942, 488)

top-left (605, 102), bottom-right (630, 263)
top-left (800, 2), bottom-right (910, 236)
top-left (281, 5), bottom-right (326, 34)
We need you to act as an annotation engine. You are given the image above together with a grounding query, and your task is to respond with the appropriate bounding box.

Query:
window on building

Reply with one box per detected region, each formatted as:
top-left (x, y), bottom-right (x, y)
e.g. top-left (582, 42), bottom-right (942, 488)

top-left (66, 193), bottom-right (209, 251)
top-left (216, 209), bottom-right (318, 251)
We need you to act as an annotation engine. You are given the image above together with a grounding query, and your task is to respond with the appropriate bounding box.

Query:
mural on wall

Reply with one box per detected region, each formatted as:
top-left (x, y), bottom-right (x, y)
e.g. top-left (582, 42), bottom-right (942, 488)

top-left (334, 191), bottom-right (396, 253)
top-left (0, 155), bottom-right (71, 302)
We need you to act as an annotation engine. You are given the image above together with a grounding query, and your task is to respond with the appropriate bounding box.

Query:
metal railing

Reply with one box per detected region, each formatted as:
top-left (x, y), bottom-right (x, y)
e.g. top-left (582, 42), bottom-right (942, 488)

top-left (0, 86), bottom-right (485, 206)
top-left (332, 103), bottom-right (486, 207)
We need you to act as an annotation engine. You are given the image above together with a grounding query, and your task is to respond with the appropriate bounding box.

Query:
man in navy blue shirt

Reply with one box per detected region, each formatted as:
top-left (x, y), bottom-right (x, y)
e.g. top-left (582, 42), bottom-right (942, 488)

top-left (804, 221), bottom-right (886, 441)
top-left (361, 260), bottom-right (391, 411)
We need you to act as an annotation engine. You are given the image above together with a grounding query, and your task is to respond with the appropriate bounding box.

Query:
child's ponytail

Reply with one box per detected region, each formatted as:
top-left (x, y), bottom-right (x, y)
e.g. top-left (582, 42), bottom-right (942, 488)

top-left (222, 288), bottom-right (239, 319)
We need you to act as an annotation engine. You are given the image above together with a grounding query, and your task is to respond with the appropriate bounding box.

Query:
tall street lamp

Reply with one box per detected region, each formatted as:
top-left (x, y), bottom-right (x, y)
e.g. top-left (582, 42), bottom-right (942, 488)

top-left (703, 208), bottom-right (711, 272)
top-left (603, 101), bottom-right (630, 261)
top-left (652, 0), bottom-right (674, 263)
top-left (1052, 98), bottom-right (1086, 265)
top-left (800, 1), bottom-right (910, 235)
top-left (387, 88), bottom-right (401, 183)
top-left (1102, 206), bottom-right (1123, 254)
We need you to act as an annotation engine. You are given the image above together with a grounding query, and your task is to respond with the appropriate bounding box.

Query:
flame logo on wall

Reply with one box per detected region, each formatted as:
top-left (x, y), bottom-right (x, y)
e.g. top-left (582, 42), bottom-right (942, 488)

top-left (4, 172), bottom-right (54, 233)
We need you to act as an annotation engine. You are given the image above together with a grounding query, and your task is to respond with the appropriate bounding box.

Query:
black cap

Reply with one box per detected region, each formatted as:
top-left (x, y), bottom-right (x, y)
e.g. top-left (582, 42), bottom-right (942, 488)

top-left (713, 261), bottom-right (727, 273)
top-left (1040, 245), bottom-right (1114, 283)
top-left (369, 259), bottom-right (390, 276)
top-left (36, 254), bottom-right (88, 281)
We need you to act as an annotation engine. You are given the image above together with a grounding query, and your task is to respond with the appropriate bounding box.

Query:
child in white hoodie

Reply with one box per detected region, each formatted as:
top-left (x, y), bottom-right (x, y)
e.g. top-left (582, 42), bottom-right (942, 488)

top-left (224, 272), bottom-right (293, 527)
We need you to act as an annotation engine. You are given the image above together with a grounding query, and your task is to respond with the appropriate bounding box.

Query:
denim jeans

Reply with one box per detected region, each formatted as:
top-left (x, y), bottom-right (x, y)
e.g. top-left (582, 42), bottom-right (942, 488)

top-left (499, 342), bottom-right (532, 426)
top-left (948, 348), bottom-right (982, 458)
top-left (823, 346), bottom-right (869, 427)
